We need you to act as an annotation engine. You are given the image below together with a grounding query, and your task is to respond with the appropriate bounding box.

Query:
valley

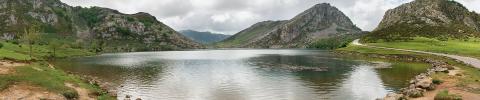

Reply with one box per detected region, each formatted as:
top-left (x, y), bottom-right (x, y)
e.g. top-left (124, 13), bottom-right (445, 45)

top-left (0, 0), bottom-right (480, 100)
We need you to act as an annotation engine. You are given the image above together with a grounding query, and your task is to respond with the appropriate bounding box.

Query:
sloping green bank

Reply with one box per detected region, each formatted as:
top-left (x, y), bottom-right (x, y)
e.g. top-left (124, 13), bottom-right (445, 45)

top-left (0, 41), bottom-right (115, 99)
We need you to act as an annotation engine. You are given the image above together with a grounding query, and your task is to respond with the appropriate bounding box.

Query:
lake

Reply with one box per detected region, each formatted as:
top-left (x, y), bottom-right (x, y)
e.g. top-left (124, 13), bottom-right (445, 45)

top-left (53, 49), bottom-right (428, 100)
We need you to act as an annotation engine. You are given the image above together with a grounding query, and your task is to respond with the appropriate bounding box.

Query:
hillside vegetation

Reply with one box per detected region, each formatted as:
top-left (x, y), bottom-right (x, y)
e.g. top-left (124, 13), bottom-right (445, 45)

top-left (368, 37), bottom-right (480, 59)
top-left (0, 0), bottom-right (202, 52)
top-left (364, 0), bottom-right (480, 42)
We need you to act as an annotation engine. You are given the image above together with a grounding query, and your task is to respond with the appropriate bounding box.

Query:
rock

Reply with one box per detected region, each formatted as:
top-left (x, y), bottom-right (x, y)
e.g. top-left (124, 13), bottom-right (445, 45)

top-left (383, 93), bottom-right (404, 100)
top-left (415, 77), bottom-right (433, 88)
top-left (136, 98), bottom-right (142, 100)
top-left (404, 88), bottom-right (424, 98)
top-left (124, 95), bottom-right (131, 100)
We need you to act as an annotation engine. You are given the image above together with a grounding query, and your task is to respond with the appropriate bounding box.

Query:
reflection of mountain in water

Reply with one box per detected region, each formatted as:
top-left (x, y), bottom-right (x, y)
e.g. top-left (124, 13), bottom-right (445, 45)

top-left (247, 54), bottom-right (359, 99)
top-left (53, 50), bottom-right (428, 100)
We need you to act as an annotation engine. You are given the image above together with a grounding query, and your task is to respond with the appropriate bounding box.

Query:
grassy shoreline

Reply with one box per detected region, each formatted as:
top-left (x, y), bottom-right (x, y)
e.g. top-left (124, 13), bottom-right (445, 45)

top-left (337, 42), bottom-right (480, 99)
top-left (0, 41), bottom-right (115, 99)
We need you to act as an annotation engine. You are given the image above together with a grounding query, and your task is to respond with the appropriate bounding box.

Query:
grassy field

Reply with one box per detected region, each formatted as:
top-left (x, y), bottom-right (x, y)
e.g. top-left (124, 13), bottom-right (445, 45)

top-left (0, 41), bottom-right (94, 61)
top-left (367, 37), bottom-right (480, 59)
top-left (337, 44), bottom-right (417, 55)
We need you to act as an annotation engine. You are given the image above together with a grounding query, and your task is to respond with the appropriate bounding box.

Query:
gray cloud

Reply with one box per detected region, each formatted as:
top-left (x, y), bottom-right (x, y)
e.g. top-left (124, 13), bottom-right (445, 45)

top-left (60, 0), bottom-right (480, 35)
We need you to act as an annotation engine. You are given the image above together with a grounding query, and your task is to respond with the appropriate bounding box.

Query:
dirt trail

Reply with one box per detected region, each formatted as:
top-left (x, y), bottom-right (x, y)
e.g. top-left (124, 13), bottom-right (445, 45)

top-left (65, 83), bottom-right (95, 100)
top-left (0, 60), bottom-right (26, 74)
top-left (411, 76), bottom-right (480, 100)
top-left (0, 83), bottom-right (65, 100)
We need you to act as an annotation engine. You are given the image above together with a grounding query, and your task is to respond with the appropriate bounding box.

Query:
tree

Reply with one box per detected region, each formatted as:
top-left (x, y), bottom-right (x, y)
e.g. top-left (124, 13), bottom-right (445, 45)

top-left (22, 25), bottom-right (41, 58)
top-left (48, 39), bottom-right (62, 58)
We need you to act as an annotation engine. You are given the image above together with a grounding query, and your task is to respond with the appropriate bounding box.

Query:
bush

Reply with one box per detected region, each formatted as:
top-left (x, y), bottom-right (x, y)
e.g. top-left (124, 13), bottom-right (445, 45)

top-left (434, 90), bottom-right (462, 100)
top-left (62, 90), bottom-right (79, 100)
top-left (308, 33), bottom-right (362, 49)
top-left (0, 43), bottom-right (3, 49)
top-left (433, 79), bottom-right (444, 85)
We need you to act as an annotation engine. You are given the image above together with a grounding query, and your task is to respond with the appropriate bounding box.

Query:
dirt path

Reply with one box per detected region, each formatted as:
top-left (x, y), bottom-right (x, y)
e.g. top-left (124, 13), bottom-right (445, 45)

top-left (0, 60), bottom-right (26, 74)
top-left (412, 76), bottom-right (480, 100)
top-left (352, 39), bottom-right (480, 69)
top-left (65, 83), bottom-right (95, 100)
top-left (0, 83), bottom-right (65, 100)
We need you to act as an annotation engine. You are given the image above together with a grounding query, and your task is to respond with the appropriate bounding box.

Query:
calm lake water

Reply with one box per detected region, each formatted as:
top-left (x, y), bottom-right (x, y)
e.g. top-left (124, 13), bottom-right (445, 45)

top-left (53, 49), bottom-right (428, 100)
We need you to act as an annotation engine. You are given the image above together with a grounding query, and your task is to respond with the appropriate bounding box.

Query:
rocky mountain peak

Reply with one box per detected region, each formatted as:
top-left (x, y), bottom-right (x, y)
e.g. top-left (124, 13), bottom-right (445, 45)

top-left (375, 0), bottom-right (478, 31)
top-left (367, 0), bottom-right (480, 41)
top-left (220, 3), bottom-right (362, 48)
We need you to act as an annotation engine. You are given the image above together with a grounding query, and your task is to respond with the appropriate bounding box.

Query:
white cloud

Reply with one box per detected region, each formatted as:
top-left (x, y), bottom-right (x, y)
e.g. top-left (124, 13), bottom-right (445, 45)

top-left (60, 0), bottom-right (480, 34)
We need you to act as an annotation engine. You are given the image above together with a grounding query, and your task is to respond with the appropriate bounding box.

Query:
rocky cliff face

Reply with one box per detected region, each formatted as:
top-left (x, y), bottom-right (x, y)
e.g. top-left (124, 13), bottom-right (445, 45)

top-left (0, 0), bottom-right (202, 52)
top-left (220, 3), bottom-right (362, 48)
top-left (367, 0), bottom-right (480, 41)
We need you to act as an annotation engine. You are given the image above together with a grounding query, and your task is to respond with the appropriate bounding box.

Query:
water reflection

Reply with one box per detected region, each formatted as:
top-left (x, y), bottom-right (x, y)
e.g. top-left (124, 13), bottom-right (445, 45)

top-left (53, 49), bottom-right (428, 100)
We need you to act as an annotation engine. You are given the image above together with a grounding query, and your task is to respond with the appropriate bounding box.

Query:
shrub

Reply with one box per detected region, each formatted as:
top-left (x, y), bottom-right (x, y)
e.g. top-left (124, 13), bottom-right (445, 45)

top-left (434, 90), bottom-right (462, 100)
top-left (308, 33), bottom-right (362, 49)
top-left (433, 79), bottom-right (444, 85)
top-left (62, 90), bottom-right (79, 100)
top-left (0, 43), bottom-right (3, 49)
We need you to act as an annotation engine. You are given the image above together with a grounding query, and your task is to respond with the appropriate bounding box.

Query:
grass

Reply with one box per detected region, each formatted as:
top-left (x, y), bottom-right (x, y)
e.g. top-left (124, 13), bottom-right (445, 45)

top-left (367, 37), bottom-right (480, 59)
top-left (0, 41), bottom-right (94, 61)
top-left (0, 41), bottom-right (114, 99)
top-left (434, 90), bottom-right (462, 100)
top-left (0, 62), bottom-right (114, 99)
top-left (337, 44), bottom-right (416, 55)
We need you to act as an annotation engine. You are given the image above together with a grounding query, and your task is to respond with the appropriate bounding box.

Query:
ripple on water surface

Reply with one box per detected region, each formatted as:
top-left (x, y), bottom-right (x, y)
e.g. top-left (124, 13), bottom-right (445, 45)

top-left (53, 49), bottom-right (428, 100)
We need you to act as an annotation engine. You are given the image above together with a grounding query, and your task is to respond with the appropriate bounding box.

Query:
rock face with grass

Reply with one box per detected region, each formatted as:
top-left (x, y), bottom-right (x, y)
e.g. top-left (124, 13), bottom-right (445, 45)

top-left (0, 0), bottom-right (202, 52)
top-left (366, 0), bottom-right (480, 41)
top-left (218, 3), bottom-right (362, 48)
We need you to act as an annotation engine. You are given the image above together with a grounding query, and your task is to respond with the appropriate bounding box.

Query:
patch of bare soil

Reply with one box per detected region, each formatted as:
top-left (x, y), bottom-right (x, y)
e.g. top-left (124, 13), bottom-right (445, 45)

top-left (0, 60), bottom-right (26, 74)
top-left (412, 75), bottom-right (480, 100)
top-left (65, 83), bottom-right (95, 100)
top-left (0, 83), bottom-right (65, 100)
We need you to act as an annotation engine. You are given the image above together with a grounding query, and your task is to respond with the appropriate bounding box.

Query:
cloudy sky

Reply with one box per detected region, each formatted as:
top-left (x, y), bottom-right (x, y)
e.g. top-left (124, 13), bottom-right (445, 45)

top-left (60, 0), bottom-right (480, 35)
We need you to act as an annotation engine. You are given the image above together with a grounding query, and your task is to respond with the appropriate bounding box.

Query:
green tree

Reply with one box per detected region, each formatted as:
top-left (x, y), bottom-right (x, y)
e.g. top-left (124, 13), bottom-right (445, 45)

top-left (48, 39), bottom-right (62, 58)
top-left (22, 25), bottom-right (41, 58)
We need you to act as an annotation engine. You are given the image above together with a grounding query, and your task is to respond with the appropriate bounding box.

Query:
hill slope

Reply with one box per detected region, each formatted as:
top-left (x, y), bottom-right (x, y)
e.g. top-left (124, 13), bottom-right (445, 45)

top-left (179, 30), bottom-right (230, 44)
top-left (218, 3), bottom-right (362, 48)
top-left (0, 0), bottom-right (202, 52)
top-left (364, 0), bottom-right (480, 42)
top-left (217, 20), bottom-right (287, 47)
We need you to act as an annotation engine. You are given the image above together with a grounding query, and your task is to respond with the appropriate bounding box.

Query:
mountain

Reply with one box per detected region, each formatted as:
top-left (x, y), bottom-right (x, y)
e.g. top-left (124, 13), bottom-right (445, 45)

top-left (0, 0), bottom-right (202, 52)
top-left (217, 3), bottom-right (362, 48)
top-left (217, 20), bottom-right (287, 47)
top-left (365, 0), bottom-right (480, 42)
top-left (179, 30), bottom-right (231, 44)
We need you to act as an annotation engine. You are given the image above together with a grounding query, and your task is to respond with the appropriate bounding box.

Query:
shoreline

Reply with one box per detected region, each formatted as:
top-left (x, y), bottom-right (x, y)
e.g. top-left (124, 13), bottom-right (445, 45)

top-left (335, 50), bottom-right (475, 99)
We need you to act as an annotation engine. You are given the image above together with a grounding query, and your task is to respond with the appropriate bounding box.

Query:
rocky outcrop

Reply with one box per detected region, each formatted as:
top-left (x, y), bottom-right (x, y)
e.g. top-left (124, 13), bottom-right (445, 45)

top-left (376, 0), bottom-right (479, 31)
top-left (220, 3), bottom-right (362, 48)
top-left (367, 0), bottom-right (480, 41)
top-left (0, 0), bottom-right (202, 52)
